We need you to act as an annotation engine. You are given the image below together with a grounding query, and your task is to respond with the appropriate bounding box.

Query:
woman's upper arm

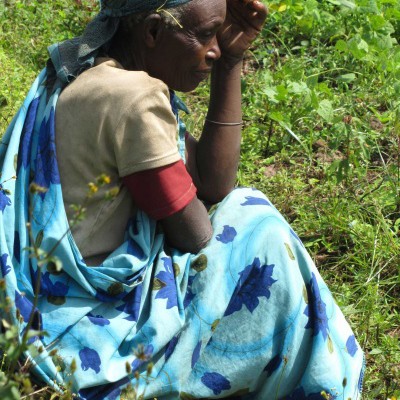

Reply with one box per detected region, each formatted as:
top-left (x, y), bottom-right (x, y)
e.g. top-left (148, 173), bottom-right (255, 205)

top-left (160, 196), bottom-right (213, 254)
top-left (122, 160), bottom-right (213, 253)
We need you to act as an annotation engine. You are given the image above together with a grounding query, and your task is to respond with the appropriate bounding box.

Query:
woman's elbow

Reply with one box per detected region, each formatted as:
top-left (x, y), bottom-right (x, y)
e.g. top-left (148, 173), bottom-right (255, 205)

top-left (198, 185), bottom-right (234, 205)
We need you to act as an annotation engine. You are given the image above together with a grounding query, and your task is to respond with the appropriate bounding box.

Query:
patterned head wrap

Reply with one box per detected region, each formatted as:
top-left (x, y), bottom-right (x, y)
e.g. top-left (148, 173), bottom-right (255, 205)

top-left (48, 0), bottom-right (193, 84)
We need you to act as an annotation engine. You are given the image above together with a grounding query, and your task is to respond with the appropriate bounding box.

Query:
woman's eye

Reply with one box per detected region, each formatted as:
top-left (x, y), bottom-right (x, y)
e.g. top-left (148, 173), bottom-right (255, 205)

top-left (200, 31), bottom-right (215, 42)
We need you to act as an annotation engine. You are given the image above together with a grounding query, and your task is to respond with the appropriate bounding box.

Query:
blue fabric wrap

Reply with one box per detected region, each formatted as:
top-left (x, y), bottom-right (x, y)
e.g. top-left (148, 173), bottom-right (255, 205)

top-left (0, 68), bottom-right (366, 399)
top-left (48, 0), bottom-right (193, 84)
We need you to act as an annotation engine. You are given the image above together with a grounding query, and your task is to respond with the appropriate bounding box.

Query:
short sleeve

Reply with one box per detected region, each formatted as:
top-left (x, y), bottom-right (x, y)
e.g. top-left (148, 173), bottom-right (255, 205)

top-left (122, 160), bottom-right (197, 220)
top-left (113, 81), bottom-right (181, 177)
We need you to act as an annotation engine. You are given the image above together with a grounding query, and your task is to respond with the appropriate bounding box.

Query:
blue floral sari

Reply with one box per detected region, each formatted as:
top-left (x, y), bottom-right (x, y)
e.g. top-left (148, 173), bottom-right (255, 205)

top-left (0, 69), bottom-right (365, 399)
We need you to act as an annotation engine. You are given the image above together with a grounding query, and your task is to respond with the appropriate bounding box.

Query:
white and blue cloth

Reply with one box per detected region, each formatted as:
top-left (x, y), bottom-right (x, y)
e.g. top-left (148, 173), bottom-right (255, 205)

top-left (0, 68), bottom-right (365, 399)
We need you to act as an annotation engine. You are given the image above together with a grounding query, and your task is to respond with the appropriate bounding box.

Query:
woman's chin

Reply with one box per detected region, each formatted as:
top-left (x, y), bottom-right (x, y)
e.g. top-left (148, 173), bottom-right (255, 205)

top-left (171, 82), bottom-right (200, 93)
top-left (174, 79), bottom-right (208, 93)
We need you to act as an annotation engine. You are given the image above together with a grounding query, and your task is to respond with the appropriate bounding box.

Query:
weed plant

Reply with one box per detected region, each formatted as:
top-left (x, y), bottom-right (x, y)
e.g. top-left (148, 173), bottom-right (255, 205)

top-left (0, 0), bottom-right (399, 399)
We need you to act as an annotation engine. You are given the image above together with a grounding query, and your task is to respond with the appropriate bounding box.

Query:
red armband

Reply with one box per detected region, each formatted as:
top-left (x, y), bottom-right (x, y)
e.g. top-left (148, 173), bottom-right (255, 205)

top-left (122, 160), bottom-right (197, 220)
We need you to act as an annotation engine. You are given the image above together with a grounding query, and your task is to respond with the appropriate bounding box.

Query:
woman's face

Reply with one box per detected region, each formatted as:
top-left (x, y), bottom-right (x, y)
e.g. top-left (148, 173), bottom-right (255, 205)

top-left (146, 0), bottom-right (226, 92)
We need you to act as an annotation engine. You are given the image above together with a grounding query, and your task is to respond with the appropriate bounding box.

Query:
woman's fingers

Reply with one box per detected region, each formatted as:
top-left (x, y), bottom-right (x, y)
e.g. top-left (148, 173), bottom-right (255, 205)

top-left (227, 0), bottom-right (267, 29)
top-left (217, 0), bottom-right (267, 59)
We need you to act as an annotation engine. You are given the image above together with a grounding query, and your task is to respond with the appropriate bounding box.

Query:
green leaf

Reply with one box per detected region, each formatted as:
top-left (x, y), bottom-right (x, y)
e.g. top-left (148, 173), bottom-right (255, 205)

top-left (369, 348), bottom-right (383, 355)
top-left (327, 0), bottom-right (356, 8)
top-left (348, 37), bottom-right (369, 60)
top-left (337, 73), bottom-right (356, 82)
top-left (287, 81), bottom-right (309, 95)
top-left (47, 295), bottom-right (66, 306)
top-left (284, 243), bottom-right (295, 260)
top-left (47, 257), bottom-right (63, 274)
top-left (191, 254), bottom-right (208, 272)
top-left (153, 278), bottom-right (167, 291)
top-left (369, 14), bottom-right (388, 31)
top-left (25, 329), bottom-right (43, 339)
top-left (2, 318), bottom-right (11, 329)
top-left (0, 384), bottom-right (20, 400)
top-left (107, 282), bottom-right (124, 296)
top-left (327, 335), bottom-right (334, 353)
top-left (275, 84), bottom-right (288, 101)
top-left (173, 263), bottom-right (180, 277)
top-left (317, 99), bottom-right (334, 122)
top-left (34, 229), bottom-right (44, 248)
top-left (262, 86), bottom-right (279, 103)
top-left (335, 39), bottom-right (348, 52)
top-left (211, 319), bottom-right (220, 332)
top-left (6, 344), bottom-right (20, 359)
top-left (302, 285), bottom-right (309, 304)
top-left (180, 393), bottom-right (197, 400)
top-left (268, 111), bottom-right (285, 123)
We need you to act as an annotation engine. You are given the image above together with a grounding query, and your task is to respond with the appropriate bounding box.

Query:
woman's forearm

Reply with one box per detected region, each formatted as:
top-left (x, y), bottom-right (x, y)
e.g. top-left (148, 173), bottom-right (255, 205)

top-left (189, 57), bottom-right (243, 203)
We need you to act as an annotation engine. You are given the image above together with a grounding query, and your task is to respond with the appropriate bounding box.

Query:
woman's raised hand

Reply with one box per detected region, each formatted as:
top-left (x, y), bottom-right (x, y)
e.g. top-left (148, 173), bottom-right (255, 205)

top-left (218, 0), bottom-right (267, 63)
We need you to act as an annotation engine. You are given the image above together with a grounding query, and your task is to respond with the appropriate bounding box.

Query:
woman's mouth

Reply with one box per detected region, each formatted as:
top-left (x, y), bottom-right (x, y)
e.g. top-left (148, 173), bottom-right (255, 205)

top-left (195, 69), bottom-right (212, 80)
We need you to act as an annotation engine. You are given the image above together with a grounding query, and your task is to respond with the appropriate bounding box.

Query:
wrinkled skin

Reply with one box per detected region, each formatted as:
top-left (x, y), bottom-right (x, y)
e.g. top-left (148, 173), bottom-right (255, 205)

top-left (116, 0), bottom-right (267, 253)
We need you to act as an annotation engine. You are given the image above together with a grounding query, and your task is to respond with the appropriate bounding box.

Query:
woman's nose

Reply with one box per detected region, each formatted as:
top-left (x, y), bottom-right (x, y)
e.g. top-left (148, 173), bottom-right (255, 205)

top-left (206, 37), bottom-right (221, 62)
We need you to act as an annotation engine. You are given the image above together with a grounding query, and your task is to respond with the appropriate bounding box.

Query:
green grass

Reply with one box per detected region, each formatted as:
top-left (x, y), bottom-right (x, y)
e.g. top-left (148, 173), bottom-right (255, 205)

top-left (1, 0), bottom-right (400, 398)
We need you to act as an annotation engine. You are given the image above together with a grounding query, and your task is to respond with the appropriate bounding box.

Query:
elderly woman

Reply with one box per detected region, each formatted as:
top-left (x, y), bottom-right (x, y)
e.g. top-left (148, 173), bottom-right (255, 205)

top-left (0, 0), bottom-right (364, 399)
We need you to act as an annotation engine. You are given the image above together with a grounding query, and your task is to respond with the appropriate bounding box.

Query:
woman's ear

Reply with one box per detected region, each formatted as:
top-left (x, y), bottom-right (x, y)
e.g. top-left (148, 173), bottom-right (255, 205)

top-left (143, 14), bottom-right (163, 48)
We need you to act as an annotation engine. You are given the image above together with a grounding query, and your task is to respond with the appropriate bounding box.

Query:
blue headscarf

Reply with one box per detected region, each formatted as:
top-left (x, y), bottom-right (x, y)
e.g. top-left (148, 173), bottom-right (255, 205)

top-left (48, 0), bottom-right (193, 84)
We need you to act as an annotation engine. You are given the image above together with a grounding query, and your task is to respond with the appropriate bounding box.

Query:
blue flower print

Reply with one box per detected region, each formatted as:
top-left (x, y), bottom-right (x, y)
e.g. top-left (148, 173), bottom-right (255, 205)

top-left (283, 387), bottom-right (337, 399)
top-left (216, 225), bottom-right (237, 244)
top-left (346, 335), bottom-right (358, 357)
top-left (34, 108), bottom-right (60, 196)
top-left (21, 324), bottom-right (43, 345)
top-left (154, 257), bottom-right (177, 309)
top-left (116, 284), bottom-right (142, 321)
top-left (14, 231), bottom-right (20, 263)
top-left (127, 238), bottom-right (145, 260)
top-left (304, 273), bottom-right (329, 341)
top-left (87, 313), bottom-right (110, 327)
top-left (201, 372), bottom-right (231, 395)
top-left (0, 190), bottom-right (11, 212)
top-left (241, 196), bottom-right (271, 206)
top-left (79, 381), bottom-right (126, 400)
top-left (17, 96), bottom-right (40, 171)
top-left (0, 254), bottom-right (11, 276)
top-left (105, 388), bottom-right (120, 400)
top-left (225, 258), bottom-right (277, 317)
top-left (183, 275), bottom-right (196, 309)
top-left (15, 291), bottom-right (38, 323)
top-left (165, 336), bottom-right (179, 361)
top-left (40, 272), bottom-right (69, 297)
top-left (131, 344), bottom-right (154, 371)
top-left (29, 268), bottom-right (69, 304)
top-left (264, 354), bottom-right (282, 377)
top-left (192, 341), bottom-right (201, 368)
top-left (15, 291), bottom-right (43, 343)
top-left (79, 347), bottom-right (101, 374)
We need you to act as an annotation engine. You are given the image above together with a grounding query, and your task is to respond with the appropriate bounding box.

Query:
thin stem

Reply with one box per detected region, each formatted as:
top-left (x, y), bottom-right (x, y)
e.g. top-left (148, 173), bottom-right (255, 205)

top-left (20, 386), bottom-right (50, 399)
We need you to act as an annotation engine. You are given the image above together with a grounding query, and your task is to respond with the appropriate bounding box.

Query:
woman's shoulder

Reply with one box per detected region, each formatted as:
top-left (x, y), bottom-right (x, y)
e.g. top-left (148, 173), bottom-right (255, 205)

top-left (58, 58), bottom-right (169, 113)
top-left (57, 57), bottom-right (173, 125)
top-left (69, 57), bottom-right (169, 100)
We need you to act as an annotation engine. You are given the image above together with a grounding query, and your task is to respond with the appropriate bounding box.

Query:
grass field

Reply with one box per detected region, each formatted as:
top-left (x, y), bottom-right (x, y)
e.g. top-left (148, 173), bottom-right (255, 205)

top-left (0, 0), bottom-right (399, 398)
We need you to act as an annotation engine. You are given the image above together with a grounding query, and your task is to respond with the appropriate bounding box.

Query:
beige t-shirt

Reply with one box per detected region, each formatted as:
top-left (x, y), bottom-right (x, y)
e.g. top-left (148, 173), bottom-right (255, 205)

top-left (55, 58), bottom-right (181, 264)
